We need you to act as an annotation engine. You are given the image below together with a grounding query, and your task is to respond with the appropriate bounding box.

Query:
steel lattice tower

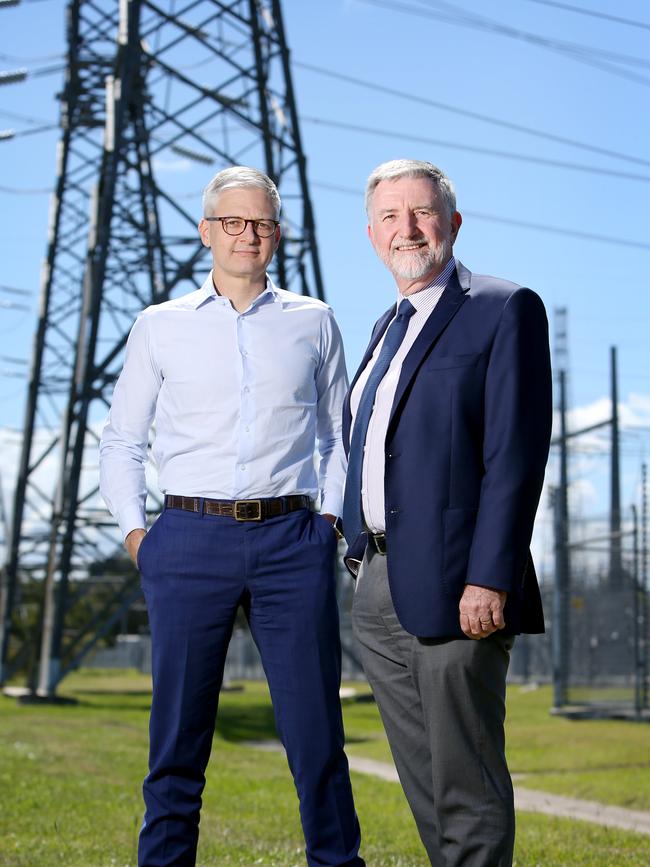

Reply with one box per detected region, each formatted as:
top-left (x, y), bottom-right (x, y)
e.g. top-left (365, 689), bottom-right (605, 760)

top-left (0, 0), bottom-right (324, 694)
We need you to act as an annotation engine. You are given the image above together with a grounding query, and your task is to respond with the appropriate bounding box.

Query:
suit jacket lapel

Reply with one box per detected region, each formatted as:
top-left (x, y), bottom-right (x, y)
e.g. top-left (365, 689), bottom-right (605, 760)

top-left (387, 262), bottom-right (471, 430)
top-left (343, 261), bottom-right (472, 451)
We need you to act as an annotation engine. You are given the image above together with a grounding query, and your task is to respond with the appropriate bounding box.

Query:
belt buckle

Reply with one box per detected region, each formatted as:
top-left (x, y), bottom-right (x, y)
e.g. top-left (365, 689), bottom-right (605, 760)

top-left (373, 533), bottom-right (387, 555)
top-left (234, 499), bottom-right (262, 521)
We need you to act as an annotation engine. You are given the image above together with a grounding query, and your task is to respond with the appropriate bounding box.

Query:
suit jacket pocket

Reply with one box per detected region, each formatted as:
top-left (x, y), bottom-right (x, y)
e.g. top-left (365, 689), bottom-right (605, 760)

top-left (442, 507), bottom-right (478, 598)
top-left (426, 352), bottom-right (483, 371)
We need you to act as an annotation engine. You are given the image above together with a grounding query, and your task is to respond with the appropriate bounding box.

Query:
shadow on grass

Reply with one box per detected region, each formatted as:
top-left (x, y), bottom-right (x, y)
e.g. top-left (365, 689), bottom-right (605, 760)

top-left (520, 761), bottom-right (650, 775)
top-left (214, 700), bottom-right (374, 746)
top-left (73, 697), bottom-right (152, 713)
top-left (73, 689), bottom-right (153, 697)
top-left (215, 699), bottom-right (278, 742)
top-left (349, 693), bottom-right (376, 704)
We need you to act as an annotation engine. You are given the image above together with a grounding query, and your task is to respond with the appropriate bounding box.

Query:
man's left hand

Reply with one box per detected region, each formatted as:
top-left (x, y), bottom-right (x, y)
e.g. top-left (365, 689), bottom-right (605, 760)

top-left (459, 584), bottom-right (507, 640)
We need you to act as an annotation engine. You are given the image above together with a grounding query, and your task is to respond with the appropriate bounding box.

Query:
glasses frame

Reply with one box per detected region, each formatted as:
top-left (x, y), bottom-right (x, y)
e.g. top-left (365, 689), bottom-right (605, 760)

top-left (203, 215), bottom-right (280, 238)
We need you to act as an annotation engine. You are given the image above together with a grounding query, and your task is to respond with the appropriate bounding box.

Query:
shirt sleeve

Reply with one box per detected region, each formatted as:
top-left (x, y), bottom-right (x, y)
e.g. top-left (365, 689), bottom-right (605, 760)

top-left (99, 312), bottom-right (162, 539)
top-left (315, 308), bottom-right (349, 517)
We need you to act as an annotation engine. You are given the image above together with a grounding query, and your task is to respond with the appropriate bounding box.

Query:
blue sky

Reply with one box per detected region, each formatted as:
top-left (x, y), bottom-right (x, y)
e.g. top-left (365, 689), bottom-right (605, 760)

top-left (1, 0), bottom-right (649, 574)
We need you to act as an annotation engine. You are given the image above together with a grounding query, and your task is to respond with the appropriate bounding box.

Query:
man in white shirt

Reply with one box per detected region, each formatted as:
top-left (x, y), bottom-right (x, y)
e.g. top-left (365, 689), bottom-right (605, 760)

top-left (100, 166), bottom-right (363, 867)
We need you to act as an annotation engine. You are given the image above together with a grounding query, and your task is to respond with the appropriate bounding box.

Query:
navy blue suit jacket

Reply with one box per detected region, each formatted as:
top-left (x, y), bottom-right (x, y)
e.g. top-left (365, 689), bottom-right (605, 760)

top-left (343, 261), bottom-right (552, 638)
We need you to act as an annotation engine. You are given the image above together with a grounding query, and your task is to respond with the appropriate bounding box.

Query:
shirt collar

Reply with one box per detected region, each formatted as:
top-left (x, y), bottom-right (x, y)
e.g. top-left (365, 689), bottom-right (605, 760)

top-left (398, 256), bottom-right (456, 312)
top-left (193, 272), bottom-right (279, 311)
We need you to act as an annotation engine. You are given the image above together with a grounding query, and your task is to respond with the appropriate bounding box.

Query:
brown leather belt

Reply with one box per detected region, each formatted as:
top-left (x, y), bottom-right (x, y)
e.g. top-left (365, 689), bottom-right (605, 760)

top-left (164, 494), bottom-right (311, 522)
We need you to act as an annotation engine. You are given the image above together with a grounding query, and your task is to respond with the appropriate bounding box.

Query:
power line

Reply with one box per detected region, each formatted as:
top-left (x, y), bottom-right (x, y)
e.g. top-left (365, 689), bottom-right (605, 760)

top-left (0, 51), bottom-right (64, 63)
top-left (0, 299), bottom-right (30, 311)
top-left (0, 63), bottom-right (65, 85)
top-left (375, 0), bottom-right (650, 86)
top-left (29, 63), bottom-right (66, 79)
top-left (464, 210), bottom-right (650, 251)
top-left (0, 68), bottom-right (27, 85)
top-left (1, 124), bottom-right (58, 141)
top-left (302, 115), bottom-right (650, 184)
top-left (0, 285), bottom-right (32, 295)
top-left (524, 0), bottom-right (650, 32)
top-left (0, 183), bottom-right (51, 194)
top-left (410, 0), bottom-right (650, 68)
top-left (311, 180), bottom-right (650, 250)
top-left (0, 108), bottom-right (55, 126)
top-left (295, 61), bottom-right (650, 169)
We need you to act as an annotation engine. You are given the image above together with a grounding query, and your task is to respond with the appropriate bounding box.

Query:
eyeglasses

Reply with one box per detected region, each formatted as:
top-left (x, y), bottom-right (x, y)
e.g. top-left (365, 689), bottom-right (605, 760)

top-left (203, 216), bottom-right (280, 238)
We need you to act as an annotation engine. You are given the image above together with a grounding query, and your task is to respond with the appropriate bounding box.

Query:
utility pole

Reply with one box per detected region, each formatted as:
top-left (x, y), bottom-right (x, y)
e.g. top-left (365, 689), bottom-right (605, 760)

top-left (552, 369), bottom-right (571, 709)
top-left (1, 0), bottom-right (324, 694)
top-left (609, 346), bottom-right (623, 587)
top-left (632, 504), bottom-right (641, 718)
top-left (551, 307), bottom-right (570, 708)
top-left (642, 463), bottom-right (648, 711)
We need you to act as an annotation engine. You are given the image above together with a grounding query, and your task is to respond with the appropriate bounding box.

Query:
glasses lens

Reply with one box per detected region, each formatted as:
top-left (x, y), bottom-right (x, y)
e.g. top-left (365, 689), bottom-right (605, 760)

top-left (222, 218), bottom-right (245, 235)
top-left (254, 220), bottom-right (276, 237)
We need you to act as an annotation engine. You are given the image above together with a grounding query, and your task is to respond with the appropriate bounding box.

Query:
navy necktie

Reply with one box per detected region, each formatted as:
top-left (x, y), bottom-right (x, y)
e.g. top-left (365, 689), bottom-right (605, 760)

top-left (343, 299), bottom-right (416, 546)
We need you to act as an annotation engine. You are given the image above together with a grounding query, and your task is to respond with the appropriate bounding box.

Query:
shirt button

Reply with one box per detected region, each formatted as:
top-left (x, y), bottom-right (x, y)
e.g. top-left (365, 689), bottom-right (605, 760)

top-left (244, 426), bottom-right (250, 433)
top-left (243, 386), bottom-right (250, 393)
top-left (240, 464), bottom-right (246, 470)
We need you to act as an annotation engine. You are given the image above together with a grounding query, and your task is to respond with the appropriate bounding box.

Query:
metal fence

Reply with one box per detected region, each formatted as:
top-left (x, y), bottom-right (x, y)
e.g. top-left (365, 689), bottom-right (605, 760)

top-left (550, 510), bottom-right (649, 719)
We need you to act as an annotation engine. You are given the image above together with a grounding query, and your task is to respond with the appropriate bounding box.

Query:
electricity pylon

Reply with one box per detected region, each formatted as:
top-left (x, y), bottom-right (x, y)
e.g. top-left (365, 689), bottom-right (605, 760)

top-left (0, 0), bottom-right (323, 694)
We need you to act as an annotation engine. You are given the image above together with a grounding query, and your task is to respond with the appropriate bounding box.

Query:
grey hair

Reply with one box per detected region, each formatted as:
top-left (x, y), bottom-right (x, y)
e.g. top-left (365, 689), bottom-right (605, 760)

top-left (365, 159), bottom-right (457, 219)
top-left (202, 165), bottom-right (281, 217)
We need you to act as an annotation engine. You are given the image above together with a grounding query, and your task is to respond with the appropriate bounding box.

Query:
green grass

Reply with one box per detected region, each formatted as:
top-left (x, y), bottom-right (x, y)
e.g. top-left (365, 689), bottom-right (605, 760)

top-left (567, 686), bottom-right (636, 704)
top-left (505, 684), bottom-right (650, 810)
top-left (1, 671), bottom-right (650, 865)
top-left (342, 680), bottom-right (650, 812)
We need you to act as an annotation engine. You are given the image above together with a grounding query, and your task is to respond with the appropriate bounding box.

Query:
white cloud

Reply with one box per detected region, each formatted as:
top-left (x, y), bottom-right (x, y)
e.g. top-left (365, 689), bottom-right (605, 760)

top-left (622, 392), bottom-right (650, 426)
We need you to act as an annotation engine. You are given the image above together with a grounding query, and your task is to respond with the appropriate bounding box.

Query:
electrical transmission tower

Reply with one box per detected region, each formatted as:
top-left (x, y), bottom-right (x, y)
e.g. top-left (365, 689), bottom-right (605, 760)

top-left (0, 0), bottom-right (324, 694)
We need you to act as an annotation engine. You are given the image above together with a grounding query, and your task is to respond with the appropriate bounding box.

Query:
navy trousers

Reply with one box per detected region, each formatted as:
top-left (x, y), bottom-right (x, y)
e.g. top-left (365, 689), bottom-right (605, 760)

top-left (137, 504), bottom-right (363, 867)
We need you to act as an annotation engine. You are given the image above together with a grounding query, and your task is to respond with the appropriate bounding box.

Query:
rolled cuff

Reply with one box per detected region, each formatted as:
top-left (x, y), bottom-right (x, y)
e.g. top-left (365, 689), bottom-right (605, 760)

top-left (320, 492), bottom-right (343, 518)
top-left (118, 504), bottom-right (147, 541)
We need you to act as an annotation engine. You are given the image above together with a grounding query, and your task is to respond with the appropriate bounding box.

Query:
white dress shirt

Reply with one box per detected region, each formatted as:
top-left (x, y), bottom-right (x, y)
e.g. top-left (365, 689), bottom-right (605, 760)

top-left (349, 257), bottom-right (456, 533)
top-left (100, 274), bottom-right (349, 539)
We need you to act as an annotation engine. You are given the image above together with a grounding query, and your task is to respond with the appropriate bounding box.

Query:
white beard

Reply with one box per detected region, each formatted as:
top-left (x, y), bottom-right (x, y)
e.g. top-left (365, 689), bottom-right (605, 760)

top-left (383, 237), bottom-right (450, 281)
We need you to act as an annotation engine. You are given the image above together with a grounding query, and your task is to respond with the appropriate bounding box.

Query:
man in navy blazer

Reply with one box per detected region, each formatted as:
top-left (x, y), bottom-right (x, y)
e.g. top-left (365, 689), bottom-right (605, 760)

top-left (343, 159), bottom-right (552, 866)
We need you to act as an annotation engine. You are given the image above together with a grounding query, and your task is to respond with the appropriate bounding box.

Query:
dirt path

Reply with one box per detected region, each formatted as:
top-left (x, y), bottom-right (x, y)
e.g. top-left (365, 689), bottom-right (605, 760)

top-left (245, 742), bottom-right (650, 836)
